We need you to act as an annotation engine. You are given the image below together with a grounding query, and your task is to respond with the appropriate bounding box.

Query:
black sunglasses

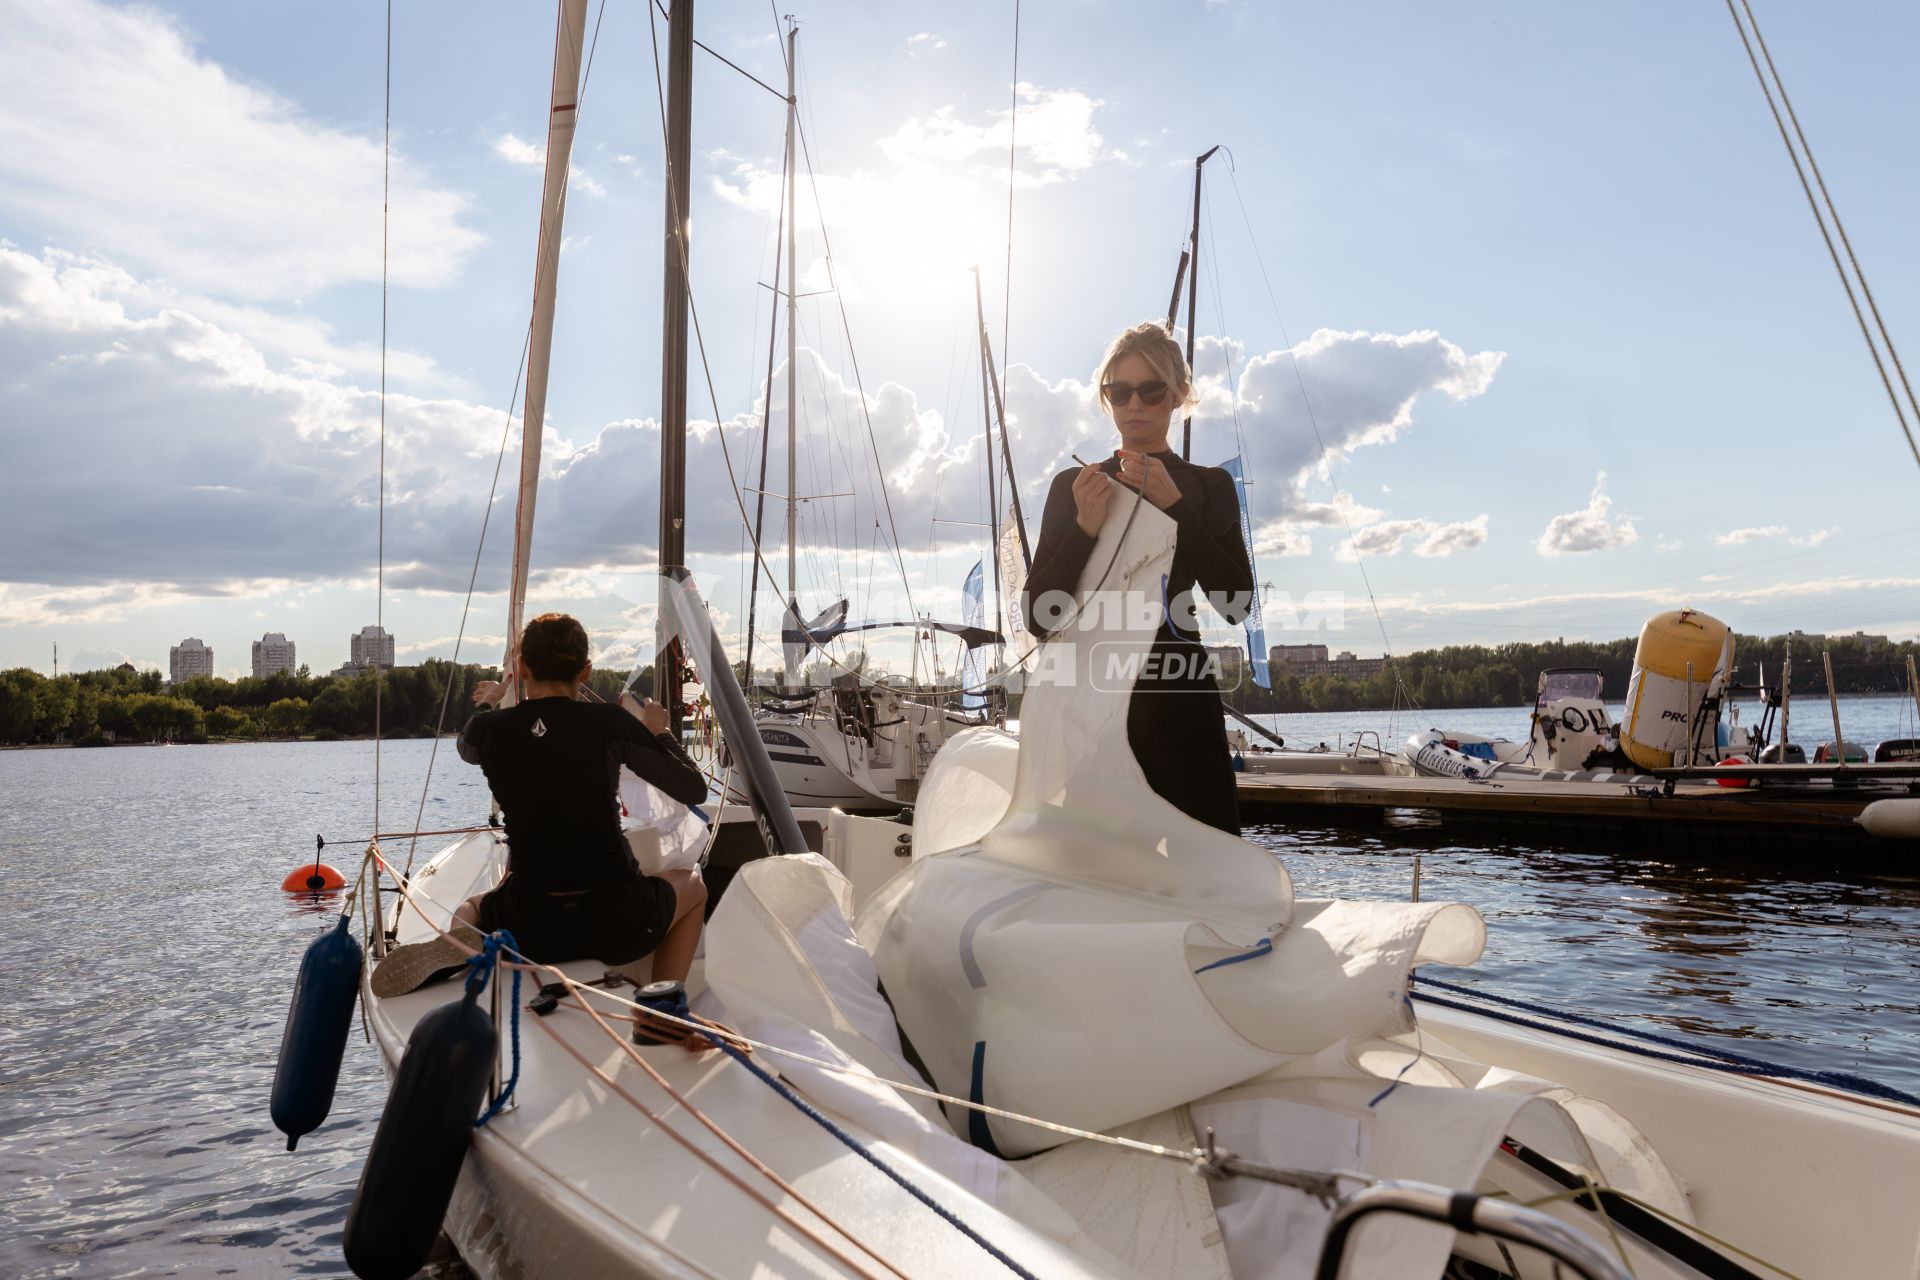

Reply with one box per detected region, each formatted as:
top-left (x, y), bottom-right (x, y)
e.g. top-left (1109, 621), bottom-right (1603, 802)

top-left (1102, 379), bottom-right (1170, 408)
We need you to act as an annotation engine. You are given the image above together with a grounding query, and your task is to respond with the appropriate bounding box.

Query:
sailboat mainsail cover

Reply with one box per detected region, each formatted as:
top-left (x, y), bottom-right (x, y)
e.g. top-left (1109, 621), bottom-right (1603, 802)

top-left (855, 484), bottom-right (1487, 1156)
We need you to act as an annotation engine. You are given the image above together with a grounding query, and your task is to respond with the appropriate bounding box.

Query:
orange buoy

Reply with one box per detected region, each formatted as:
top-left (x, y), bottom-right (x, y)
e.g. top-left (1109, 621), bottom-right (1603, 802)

top-left (1714, 756), bottom-right (1755, 789)
top-left (283, 862), bottom-right (348, 893)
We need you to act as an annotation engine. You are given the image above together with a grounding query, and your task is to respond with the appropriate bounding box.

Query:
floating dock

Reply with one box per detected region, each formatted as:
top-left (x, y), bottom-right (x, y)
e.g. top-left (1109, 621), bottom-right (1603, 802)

top-left (1235, 766), bottom-right (1920, 860)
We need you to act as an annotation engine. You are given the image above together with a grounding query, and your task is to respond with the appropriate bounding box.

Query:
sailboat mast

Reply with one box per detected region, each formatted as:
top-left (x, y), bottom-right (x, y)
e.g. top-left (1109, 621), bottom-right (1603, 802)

top-left (973, 267), bottom-right (1030, 570)
top-left (505, 0), bottom-right (588, 686)
top-left (1179, 145), bottom-right (1220, 461)
top-left (656, 0), bottom-right (693, 731)
top-left (782, 23), bottom-right (800, 683)
top-left (974, 280), bottom-right (1003, 657)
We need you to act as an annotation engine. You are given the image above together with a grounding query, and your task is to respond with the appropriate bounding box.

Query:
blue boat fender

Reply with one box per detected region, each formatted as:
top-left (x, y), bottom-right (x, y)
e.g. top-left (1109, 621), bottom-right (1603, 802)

top-left (270, 914), bottom-right (364, 1151)
top-left (342, 982), bottom-right (498, 1280)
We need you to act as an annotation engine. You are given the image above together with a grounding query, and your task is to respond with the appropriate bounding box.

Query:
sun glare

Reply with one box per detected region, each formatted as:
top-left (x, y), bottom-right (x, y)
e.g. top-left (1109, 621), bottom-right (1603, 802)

top-left (803, 165), bottom-right (1005, 306)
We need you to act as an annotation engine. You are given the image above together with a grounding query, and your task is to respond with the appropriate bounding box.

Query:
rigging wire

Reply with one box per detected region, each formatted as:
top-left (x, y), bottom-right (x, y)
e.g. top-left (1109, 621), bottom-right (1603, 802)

top-left (742, 120), bottom-right (790, 682)
top-left (1724, 0), bottom-right (1920, 474)
top-left (647, 0), bottom-right (787, 103)
top-left (1001, 0), bottom-right (1020, 376)
top-left (402, 0), bottom-right (610, 880)
top-left (789, 74), bottom-right (925, 625)
top-left (373, 0), bottom-right (393, 837)
top-left (643, 3), bottom-right (924, 700)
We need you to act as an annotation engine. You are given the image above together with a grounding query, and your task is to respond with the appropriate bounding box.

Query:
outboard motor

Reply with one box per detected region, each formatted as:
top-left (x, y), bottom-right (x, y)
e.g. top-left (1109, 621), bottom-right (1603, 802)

top-left (1620, 610), bottom-right (1734, 770)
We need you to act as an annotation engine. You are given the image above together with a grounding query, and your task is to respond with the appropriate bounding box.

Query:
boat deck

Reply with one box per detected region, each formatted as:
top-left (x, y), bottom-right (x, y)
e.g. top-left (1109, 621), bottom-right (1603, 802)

top-left (1235, 769), bottom-right (1920, 860)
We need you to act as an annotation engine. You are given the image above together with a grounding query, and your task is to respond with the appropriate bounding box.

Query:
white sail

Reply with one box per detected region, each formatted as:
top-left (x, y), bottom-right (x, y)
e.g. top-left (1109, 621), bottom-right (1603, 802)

top-left (503, 0), bottom-right (588, 681)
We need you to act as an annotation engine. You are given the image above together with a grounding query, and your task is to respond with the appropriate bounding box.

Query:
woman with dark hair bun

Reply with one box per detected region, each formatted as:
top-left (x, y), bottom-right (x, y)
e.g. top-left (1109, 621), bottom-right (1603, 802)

top-left (370, 613), bottom-right (711, 999)
top-left (1020, 323), bottom-right (1254, 834)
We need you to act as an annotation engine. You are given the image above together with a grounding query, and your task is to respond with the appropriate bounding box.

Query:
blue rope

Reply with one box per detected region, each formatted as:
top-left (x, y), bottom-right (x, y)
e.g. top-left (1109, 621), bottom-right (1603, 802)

top-left (467, 929), bottom-right (522, 1126)
top-left (1410, 973), bottom-right (1920, 1106)
top-left (714, 1041), bottom-right (1041, 1280)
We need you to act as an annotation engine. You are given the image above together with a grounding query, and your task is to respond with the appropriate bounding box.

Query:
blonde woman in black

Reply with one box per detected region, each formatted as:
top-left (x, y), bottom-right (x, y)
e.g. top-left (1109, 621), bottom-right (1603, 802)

top-left (1021, 323), bottom-right (1254, 834)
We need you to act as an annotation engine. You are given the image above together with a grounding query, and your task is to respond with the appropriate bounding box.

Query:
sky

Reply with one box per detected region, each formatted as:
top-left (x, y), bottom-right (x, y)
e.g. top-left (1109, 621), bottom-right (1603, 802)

top-left (2, 0), bottom-right (1917, 680)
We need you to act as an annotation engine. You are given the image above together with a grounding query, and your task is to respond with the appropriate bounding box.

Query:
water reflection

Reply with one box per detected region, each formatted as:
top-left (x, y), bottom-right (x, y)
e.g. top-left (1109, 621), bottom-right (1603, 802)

top-left (1244, 812), bottom-right (1920, 1087)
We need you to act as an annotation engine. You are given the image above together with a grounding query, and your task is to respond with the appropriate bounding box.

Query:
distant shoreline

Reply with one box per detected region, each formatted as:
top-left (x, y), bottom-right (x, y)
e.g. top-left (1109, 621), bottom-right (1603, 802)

top-left (0, 731), bottom-right (460, 751)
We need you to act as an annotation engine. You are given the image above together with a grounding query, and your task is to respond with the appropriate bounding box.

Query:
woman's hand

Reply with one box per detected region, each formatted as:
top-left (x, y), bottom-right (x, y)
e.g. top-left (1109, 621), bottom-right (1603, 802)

top-left (1114, 449), bottom-right (1181, 510)
top-left (1072, 464), bottom-right (1113, 536)
top-left (471, 680), bottom-right (505, 707)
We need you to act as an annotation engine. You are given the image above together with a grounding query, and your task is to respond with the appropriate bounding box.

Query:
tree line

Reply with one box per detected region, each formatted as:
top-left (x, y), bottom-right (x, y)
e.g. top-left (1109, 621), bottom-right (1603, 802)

top-left (0, 662), bottom-right (658, 746)
top-left (1211, 632), bottom-right (1918, 716)
top-left (2, 631), bottom-right (1912, 745)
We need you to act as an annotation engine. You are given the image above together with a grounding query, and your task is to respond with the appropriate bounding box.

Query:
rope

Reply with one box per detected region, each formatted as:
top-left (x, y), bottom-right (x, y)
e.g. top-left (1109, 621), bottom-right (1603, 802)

top-left (468, 929), bottom-right (523, 1126)
top-left (716, 1039), bottom-right (1041, 1280)
top-left (1724, 0), bottom-right (1920, 475)
top-left (537, 981), bottom-right (908, 1277)
top-left (1410, 973), bottom-right (1920, 1106)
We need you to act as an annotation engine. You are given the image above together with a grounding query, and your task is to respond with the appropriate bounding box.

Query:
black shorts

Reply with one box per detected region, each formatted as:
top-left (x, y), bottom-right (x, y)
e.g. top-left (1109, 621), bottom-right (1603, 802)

top-left (475, 872), bottom-right (679, 966)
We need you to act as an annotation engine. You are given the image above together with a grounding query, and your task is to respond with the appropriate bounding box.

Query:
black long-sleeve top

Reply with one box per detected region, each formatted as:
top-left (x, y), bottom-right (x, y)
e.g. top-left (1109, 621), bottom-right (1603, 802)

top-left (457, 697), bottom-right (707, 889)
top-left (1021, 451), bottom-right (1254, 646)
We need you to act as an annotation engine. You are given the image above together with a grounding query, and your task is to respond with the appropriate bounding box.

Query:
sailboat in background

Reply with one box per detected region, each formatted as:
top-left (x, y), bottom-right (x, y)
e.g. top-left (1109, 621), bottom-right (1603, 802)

top-left (728, 46), bottom-right (1021, 811)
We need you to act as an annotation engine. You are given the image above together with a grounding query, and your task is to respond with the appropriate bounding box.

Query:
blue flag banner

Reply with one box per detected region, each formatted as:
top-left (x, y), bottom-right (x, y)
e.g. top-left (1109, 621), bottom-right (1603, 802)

top-left (1219, 456), bottom-right (1270, 689)
top-left (960, 559), bottom-right (986, 708)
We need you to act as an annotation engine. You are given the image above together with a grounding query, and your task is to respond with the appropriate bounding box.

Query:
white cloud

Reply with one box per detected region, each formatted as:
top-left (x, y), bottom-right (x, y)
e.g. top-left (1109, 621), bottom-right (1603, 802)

top-left (1655, 536), bottom-right (1684, 552)
top-left (878, 83), bottom-right (1104, 183)
top-left (396, 633), bottom-right (504, 658)
top-left (1, 238), bottom-right (1509, 630)
top-left (1715, 525), bottom-right (1787, 546)
top-left (0, 579), bottom-right (298, 627)
top-left (906, 33), bottom-right (948, 53)
top-left (1249, 521), bottom-right (1313, 558)
top-left (1536, 472), bottom-right (1637, 555)
top-left (1415, 514), bottom-right (1489, 558)
top-left (1712, 524), bottom-right (1839, 548)
top-left (0, 0), bottom-right (482, 299)
top-left (494, 133), bottom-right (546, 167)
top-left (1333, 513), bottom-right (1488, 561)
top-left (1338, 518), bottom-right (1428, 560)
top-left (1378, 574), bottom-right (1920, 620)
top-left (492, 132), bottom-right (604, 196)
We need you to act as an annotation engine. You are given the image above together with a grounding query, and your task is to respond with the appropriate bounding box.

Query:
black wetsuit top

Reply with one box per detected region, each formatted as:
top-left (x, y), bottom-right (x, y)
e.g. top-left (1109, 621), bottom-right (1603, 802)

top-left (457, 697), bottom-right (707, 889)
top-left (1021, 451), bottom-right (1254, 833)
